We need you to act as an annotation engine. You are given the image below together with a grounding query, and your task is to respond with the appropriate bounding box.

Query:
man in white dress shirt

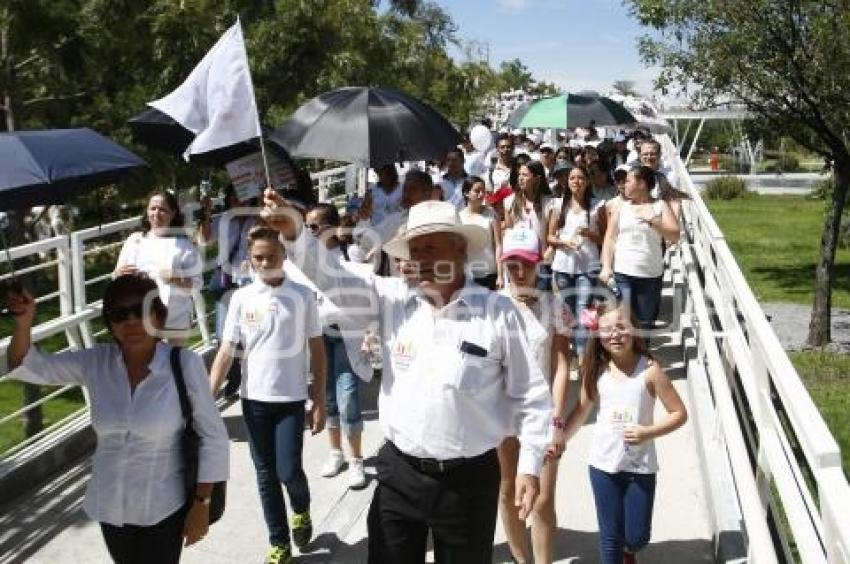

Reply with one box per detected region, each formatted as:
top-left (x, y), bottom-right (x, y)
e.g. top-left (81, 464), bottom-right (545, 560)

top-left (262, 194), bottom-right (553, 563)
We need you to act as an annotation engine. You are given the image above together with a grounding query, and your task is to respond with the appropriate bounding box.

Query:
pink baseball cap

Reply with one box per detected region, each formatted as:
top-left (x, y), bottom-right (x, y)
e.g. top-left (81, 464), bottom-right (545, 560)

top-left (500, 227), bottom-right (541, 264)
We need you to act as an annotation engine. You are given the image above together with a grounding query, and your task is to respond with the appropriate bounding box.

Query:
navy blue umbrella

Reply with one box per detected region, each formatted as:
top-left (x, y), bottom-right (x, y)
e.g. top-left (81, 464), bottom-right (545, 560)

top-left (0, 128), bottom-right (147, 211)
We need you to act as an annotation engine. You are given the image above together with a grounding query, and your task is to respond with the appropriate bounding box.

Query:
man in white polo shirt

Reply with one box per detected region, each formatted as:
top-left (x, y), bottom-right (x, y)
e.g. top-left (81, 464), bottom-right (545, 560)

top-left (262, 194), bottom-right (553, 563)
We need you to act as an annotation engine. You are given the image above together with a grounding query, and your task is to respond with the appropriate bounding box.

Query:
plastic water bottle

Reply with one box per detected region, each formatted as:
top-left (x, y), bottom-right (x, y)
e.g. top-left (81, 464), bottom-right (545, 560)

top-left (606, 277), bottom-right (622, 300)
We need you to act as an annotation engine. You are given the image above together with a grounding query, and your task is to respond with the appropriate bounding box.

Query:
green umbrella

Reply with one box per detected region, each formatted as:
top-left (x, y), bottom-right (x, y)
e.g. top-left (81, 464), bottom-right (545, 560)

top-left (505, 93), bottom-right (636, 129)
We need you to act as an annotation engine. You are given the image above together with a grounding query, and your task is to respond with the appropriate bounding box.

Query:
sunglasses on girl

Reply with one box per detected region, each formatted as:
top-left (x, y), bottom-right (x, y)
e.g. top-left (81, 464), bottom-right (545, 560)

top-left (104, 302), bottom-right (145, 324)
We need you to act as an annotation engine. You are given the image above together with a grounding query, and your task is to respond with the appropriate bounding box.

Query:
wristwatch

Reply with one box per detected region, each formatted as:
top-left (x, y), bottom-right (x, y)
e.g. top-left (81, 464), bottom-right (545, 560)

top-left (194, 494), bottom-right (211, 506)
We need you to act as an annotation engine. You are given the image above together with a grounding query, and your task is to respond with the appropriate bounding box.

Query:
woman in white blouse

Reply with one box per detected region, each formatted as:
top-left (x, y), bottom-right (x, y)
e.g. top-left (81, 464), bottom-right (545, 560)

top-left (115, 190), bottom-right (203, 344)
top-left (5, 274), bottom-right (229, 564)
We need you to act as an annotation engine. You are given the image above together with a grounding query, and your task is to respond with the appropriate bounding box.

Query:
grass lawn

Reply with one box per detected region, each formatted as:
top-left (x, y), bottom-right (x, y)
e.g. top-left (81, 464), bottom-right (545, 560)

top-left (706, 195), bottom-right (849, 476)
top-left (706, 195), bottom-right (850, 308)
top-left (789, 351), bottom-right (850, 478)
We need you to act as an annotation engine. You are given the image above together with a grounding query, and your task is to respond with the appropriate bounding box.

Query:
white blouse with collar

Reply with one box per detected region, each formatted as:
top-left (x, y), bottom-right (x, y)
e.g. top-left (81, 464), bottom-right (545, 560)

top-left (7, 342), bottom-right (229, 527)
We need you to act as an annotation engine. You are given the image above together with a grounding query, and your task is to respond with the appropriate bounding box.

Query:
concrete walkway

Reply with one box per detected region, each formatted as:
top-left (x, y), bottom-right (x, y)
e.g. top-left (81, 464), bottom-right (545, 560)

top-left (0, 347), bottom-right (713, 563)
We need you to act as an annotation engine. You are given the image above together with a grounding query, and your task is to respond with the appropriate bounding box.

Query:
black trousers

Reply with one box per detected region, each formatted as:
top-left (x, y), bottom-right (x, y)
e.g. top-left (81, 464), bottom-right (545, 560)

top-left (367, 441), bottom-right (500, 564)
top-left (100, 505), bottom-right (187, 564)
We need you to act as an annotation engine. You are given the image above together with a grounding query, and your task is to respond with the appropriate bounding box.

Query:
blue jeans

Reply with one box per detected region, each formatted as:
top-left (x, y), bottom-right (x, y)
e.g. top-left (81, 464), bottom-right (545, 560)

top-left (324, 335), bottom-right (363, 436)
top-left (614, 273), bottom-right (663, 332)
top-left (554, 272), bottom-right (598, 356)
top-left (536, 263), bottom-right (554, 292)
top-left (589, 466), bottom-right (657, 564)
top-left (242, 399), bottom-right (310, 546)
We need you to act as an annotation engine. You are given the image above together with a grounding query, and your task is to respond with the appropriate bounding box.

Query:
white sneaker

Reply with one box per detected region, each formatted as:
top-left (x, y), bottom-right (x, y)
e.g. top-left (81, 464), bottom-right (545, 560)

top-left (347, 458), bottom-right (367, 489)
top-left (320, 450), bottom-right (345, 477)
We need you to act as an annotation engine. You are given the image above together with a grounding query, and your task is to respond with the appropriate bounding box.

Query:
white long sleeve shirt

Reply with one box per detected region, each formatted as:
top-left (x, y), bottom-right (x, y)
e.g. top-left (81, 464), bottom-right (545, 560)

top-left (7, 342), bottom-right (229, 527)
top-left (295, 236), bottom-right (553, 476)
top-left (115, 233), bottom-right (204, 329)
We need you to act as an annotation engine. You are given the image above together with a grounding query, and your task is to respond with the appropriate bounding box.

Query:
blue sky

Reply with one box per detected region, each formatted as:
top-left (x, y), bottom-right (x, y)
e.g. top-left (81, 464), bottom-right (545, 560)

top-left (439, 0), bottom-right (661, 96)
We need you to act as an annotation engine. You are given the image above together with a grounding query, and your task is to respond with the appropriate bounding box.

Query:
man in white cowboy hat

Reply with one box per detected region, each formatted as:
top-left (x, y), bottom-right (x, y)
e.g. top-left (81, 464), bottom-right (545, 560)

top-left (261, 192), bottom-right (553, 564)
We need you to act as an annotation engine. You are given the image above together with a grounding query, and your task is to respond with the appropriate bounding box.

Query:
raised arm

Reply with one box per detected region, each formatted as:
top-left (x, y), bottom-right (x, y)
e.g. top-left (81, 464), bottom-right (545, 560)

top-left (6, 288), bottom-right (88, 386)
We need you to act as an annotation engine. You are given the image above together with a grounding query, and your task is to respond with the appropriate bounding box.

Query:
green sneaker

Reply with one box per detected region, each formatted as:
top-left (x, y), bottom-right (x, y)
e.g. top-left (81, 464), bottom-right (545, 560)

top-left (266, 544), bottom-right (292, 564)
top-left (291, 510), bottom-right (313, 549)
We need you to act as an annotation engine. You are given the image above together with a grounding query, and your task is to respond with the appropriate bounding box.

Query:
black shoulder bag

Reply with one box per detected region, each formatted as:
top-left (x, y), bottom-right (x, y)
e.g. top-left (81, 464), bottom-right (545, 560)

top-left (170, 347), bottom-right (227, 523)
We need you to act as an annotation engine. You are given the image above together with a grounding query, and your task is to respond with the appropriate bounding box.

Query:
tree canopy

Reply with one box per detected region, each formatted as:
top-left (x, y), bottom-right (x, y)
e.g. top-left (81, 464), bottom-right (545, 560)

top-left (627, 0), bottom-right (850, 345)
top-left (0, 0), bottom-right (549, 185)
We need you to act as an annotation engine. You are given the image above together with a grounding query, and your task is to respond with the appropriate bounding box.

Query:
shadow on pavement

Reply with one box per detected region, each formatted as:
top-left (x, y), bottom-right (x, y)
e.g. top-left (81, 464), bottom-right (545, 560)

top-left (0, 457), bottom-right (90, 564)
top-left (494, 527), bottom-right (715, 563)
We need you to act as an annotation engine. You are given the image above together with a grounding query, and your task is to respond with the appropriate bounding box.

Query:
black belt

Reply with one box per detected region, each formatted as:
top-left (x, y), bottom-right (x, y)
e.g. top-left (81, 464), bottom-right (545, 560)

top-left (387, 441), bottom-right (492, 475)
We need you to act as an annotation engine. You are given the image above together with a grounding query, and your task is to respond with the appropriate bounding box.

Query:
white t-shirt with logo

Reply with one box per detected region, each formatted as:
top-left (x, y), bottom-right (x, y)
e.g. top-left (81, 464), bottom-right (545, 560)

top-left (222, 278), bottom-right (322, 402)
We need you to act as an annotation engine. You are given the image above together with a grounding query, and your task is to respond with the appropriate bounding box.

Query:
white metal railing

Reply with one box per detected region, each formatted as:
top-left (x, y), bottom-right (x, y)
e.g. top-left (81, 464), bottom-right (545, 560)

top-left (0, 235), bottom-right (91, 457)
top-left (663, 134), bottom-right (850, 563)
top-left (0, 165), bottom-right (352, 457)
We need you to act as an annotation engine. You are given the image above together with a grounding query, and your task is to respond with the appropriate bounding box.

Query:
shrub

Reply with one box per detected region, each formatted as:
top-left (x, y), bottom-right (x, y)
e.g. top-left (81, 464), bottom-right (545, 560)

top-left (763, 151), bottom-right (802, 172)
top-left (703, 176), bottom-right (751, 200)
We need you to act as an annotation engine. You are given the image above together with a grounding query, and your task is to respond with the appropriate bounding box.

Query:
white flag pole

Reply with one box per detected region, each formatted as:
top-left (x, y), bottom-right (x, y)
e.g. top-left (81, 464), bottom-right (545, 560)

top-left (234, 16), bottom-right (273, 191)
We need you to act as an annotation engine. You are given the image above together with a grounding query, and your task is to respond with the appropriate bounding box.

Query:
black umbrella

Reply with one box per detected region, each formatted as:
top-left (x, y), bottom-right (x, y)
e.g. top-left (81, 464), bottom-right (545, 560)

top-left (0, 128), bottom-right (147, 310)
top-left (128, 106), bottom-right (268, 166)
top-left (0, 128), bottom-right (147, 211)
top-left (270, 86), bottom-right (462, 167)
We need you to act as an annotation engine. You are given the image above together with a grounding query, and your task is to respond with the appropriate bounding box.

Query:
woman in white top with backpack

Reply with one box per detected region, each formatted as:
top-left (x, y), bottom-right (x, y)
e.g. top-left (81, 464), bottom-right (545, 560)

top-left (562, 303), bottom-right (687, 564)
top-left (599, 166), bottom-right (679, 331)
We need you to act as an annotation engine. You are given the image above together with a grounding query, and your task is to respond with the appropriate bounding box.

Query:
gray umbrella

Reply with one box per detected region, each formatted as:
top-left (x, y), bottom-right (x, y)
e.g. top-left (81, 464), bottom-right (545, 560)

top-left (270, 87), bottom-right (462, 167)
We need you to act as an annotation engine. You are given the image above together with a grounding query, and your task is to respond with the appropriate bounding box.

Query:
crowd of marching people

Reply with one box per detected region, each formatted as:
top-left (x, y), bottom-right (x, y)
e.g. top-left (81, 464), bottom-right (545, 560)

top-left (5, 124), bottom-right (689, 564)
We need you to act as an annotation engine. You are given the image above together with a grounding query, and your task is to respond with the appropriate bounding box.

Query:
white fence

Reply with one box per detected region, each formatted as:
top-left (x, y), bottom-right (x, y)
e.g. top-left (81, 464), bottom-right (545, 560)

top-left (663, 134), bottom-right (850, 563)
top-left (0, 165), bottom-right (351, 456)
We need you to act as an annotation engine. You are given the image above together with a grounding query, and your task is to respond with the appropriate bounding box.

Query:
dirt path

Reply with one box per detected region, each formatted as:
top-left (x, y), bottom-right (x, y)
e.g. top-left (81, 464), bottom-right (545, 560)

top-left (761, 302), bottom-right (850, 353)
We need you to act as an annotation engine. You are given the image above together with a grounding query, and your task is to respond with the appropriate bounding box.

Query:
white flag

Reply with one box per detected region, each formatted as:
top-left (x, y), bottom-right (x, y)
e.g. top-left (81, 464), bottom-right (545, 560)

top-left (149, 18), bottom-right (261, 160)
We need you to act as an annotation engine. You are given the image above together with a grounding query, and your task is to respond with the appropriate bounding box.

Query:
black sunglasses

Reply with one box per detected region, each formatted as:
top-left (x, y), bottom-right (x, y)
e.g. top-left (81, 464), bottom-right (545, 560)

top-left (104, 302), bottom-right (145, 323)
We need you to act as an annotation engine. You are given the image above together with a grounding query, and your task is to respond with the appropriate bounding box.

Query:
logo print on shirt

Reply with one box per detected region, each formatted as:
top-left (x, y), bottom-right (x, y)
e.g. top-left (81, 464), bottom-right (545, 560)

top-left (391, 340), bottom-right (416, 372)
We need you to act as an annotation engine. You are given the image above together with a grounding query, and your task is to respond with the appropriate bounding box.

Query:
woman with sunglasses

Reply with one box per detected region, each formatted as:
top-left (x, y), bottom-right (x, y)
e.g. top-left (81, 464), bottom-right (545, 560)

top-left (5, 274), bottom-right (229, 563)
top-left (115, 190), bottom-right (203, 344)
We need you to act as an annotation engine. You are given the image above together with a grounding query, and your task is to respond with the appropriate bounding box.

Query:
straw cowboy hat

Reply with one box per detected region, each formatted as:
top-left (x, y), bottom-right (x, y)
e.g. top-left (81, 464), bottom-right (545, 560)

top-left (382, 200), bottom-right (489, 260)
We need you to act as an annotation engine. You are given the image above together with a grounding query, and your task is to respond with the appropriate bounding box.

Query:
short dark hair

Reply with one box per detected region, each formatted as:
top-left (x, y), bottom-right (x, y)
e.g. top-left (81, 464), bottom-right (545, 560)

top-left (376, 163), bottom-right (399, 186)
top-left (404, 169), bottom-right (434, 191)
top-left (461, 175), bottom-right (486, 204)
top-left (140, 190), bottom-right (185, 233)
top-left (446, 147), bottom-right (465, 162)
top-left (247, 225), bottom-right (284, 249)
top-left (102, 273), bottom-right (167, 337)
top-left (309, 202), bottom-right (340, 227)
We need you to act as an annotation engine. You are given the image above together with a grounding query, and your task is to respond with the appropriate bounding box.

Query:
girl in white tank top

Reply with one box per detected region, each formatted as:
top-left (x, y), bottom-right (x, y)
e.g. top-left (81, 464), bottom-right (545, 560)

top-left (562, 303), bottom-right (688, 564)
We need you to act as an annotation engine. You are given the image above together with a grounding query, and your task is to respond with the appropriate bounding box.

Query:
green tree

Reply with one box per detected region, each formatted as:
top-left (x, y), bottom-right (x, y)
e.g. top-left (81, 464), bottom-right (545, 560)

top-left (629, 0), bottom-right (850, 346)
top-left (497, 58), bottom-right (534, 92)
top-left (612, 79), bottom-right (639, 97)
